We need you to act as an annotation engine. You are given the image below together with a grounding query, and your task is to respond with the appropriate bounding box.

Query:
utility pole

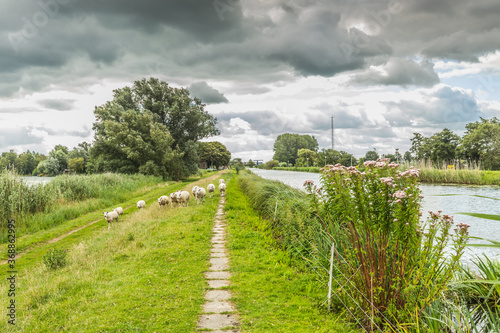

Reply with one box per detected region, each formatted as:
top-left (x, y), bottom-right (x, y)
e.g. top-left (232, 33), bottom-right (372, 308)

top-left (331, 116), bottom-right (334, 151)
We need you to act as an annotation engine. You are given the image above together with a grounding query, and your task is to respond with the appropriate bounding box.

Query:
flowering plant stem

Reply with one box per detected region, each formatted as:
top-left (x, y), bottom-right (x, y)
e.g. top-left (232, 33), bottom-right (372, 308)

top-left (306, 159), bottom-right (470, 330)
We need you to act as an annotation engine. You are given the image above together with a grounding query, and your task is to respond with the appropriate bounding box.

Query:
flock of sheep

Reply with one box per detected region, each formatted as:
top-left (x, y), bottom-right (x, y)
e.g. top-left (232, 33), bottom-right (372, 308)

top-left (103, 179), bottom-right (227, 228)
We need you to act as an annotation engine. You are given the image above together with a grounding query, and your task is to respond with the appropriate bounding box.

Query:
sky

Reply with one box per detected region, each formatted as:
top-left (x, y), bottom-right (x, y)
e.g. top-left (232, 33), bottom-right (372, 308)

top-left (1, 0), bottom-right (500, 162)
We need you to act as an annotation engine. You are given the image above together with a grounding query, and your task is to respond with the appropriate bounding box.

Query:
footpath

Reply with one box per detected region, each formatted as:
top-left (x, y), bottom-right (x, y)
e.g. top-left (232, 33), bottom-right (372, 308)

top-left (198, 193), bottom-right (240, 332)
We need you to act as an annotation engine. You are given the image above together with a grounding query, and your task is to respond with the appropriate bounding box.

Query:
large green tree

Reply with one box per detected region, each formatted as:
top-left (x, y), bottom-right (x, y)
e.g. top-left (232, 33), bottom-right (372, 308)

top-left (272, 133), bottom-right (318, 165)
top-left (460, 117), bottom-right (500, 170)
top-left (428, 128), bottom-right (460, 163)
top-left (88, 78), bottom-right (219, 179)
top-left (198, 141), bottom-right (231, 169)
top-left (89, 108), bottom-right (176, 179)
top-left (296, 148), bottom-right (317, 167)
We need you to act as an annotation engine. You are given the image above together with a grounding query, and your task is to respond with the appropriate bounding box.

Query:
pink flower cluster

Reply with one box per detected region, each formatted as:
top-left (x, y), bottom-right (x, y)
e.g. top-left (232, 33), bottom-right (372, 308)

top-left (455, 222), bottom-right (471, 230)
top-left (398, 167), bottom-right (420, 178)
top-left (380, 177), bottom-right (394, 185)
top-left (303, 180), bottom-right (315, 187)
top-left (393, 190), bottom-right (406, 199)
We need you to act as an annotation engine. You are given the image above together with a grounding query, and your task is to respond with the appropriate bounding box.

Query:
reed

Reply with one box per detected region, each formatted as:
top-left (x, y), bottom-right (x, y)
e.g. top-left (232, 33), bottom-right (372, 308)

top-left (405, 160), bottom-right (500, 185)
top-left (0, 170), bottom-right (162, 242)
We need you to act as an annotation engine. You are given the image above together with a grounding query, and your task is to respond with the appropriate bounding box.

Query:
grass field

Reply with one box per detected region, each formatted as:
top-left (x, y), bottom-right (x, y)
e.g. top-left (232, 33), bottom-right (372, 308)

top-left (224, 173), bottom-right (358, 333)
top-left (1, 173), bottom-right (222, 332)
top-left (1, 170), bottom-right (358, 332)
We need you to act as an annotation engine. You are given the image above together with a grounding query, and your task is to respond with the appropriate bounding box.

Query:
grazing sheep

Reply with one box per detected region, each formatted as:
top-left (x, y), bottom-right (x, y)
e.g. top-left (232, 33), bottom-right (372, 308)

top-left (191, 185), bottom-right (199, 197)
top-left (137, 200), bottom-right (146, 209)
top-left (158, 195), bottom-right (170, 208)
top-left (219, 183), bottom-right (226, 195)
top-left (219, 179), bottom-right (225, 184)
top-left (114, 207), bottom-right (124, 217)
top-left (207, 183), bottom-right (215, 197)
top-left (104, 210), bottom-right (119, 229)
top-left (176, 190), bottom-right (190, 207)
top-left (196, 187), bottom-right (206, 204)
top-left (170, 191), bottom-right (180, 207)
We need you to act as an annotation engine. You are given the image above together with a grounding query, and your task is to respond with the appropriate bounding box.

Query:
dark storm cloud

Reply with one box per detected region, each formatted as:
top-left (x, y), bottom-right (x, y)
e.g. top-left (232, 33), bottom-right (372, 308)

top-left (188, 82), bottom-right (228, 104)
top-left (38, 98), bottom-right (75, 111)
top-left (382, 86), bottom-right (483, 127)
top-left (0, 127), bottom-right (43, 148)
top-left (1, 0), bottom-right (499, 98)
top-left (350, 59), bottom-right (440, 87)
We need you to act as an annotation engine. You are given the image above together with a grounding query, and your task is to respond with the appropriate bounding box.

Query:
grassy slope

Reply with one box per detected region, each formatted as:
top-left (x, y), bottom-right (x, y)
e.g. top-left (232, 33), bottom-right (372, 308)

top-left (225, 173), bottom-right (359, 333)
top-left (2, 170), bottom-right (358, 332)
top-left (1, 174), bottom-right (222, 332)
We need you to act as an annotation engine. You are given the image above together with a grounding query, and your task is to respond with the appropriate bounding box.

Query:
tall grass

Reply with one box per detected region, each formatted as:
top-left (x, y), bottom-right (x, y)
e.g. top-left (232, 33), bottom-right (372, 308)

top-left (407, 160), bottom-right (500, 185)
top-left (238, 167), bottom-right (479, 331)
top-left (236, 171), bottom-right (324, 263)
top-left (0, 170), bottom-right (55, 222)
top-left (0, 170), bottom-right (162, 242)
top-left (421, 254), bottom-right (500, 332)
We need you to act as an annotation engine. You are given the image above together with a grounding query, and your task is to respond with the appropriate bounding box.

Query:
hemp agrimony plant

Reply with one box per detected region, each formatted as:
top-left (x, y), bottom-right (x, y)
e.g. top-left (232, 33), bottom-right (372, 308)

top-left (305, 159), bottom-right (470, 330)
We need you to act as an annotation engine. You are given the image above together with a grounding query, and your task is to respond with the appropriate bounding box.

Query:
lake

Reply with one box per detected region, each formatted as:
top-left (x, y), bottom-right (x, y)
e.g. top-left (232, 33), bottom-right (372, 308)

top-left (250, 168), bottom-right (500, 264)
top-left (20, 176), bottom-right (55, 185)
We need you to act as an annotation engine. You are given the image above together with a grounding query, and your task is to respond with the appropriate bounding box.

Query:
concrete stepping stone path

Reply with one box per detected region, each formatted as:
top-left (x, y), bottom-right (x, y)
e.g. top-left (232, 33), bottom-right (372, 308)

top-left (198, 195), bottom-right (240, 333)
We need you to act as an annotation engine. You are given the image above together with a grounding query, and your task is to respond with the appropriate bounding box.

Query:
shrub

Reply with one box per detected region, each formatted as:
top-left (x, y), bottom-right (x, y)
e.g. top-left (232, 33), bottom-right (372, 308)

top-left (43, 248), bottom-right (68, 270)
top-left (306, 159), bottom-right (470, 330)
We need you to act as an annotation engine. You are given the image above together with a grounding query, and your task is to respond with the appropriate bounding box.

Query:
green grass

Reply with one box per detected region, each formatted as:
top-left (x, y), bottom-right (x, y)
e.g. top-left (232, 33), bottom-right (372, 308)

top-left (455, 212), bottom-right (500, 221)
top-left (0, 171), bottom-right (165, 242)
top-left (225, 172), bottom-right (358, 332)
top-left (1, 173), bottom-right (224, 332)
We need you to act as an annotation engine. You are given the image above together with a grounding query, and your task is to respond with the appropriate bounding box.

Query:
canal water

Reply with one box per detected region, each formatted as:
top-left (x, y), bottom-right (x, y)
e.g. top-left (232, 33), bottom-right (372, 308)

top-left (20, 176), bottom-right (55, 185)
top-left (250, 168), bottom-right (500, 263)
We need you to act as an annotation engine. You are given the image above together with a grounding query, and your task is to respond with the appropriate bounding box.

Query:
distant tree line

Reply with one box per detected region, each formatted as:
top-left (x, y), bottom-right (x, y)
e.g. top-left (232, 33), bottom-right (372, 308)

top-left (409, 117), bottom-right (500, 169)
top-left (0, 78), bottom-right (230, 179)
top-left (269, 117), bottom-right (500, 170)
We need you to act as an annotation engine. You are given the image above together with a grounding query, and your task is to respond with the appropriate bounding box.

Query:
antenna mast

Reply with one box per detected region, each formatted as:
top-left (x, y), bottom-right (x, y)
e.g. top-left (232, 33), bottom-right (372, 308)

top-left (331, 116), bottom-right (334, 150)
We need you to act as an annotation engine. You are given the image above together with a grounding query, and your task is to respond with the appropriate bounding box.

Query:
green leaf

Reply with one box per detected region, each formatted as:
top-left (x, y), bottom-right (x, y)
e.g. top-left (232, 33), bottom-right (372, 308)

top-left (455, 212), bottom-right (500, 221)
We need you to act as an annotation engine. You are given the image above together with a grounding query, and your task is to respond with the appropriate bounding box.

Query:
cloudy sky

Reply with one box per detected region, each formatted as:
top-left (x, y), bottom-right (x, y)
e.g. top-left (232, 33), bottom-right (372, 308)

top-left (1, 0), bottom-right (499, 161)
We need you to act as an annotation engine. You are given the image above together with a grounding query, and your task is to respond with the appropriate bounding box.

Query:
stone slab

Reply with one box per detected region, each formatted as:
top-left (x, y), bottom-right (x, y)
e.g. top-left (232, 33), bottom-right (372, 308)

top-left (211, 252), bottom-right (227, 258)
top-left (205, 271), bottom-right (231, 279)
top-left (203, 300), bottom-right (235, 313)
top-left (205, 290), bottom-right (232, 301)
top-left (198, 314), bottom-right (238, 330)
top-left (208, 279), bottom-right (230, 288)
top-left (210, 262), bottom-right (229, 271)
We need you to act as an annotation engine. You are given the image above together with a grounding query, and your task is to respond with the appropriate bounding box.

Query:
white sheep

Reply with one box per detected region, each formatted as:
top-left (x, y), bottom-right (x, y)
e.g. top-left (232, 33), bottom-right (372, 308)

top-left (170, 191), bottom-right (180, 208)
top-left (219, 179), bottom-right (225, 184)
top-left (114, 207), bottom-right (124, 217)
top-left (191, 185), bottom-right (199, 197)
top-left (176, 190), bottom-right (190, 207)
top-left (207, 183), bottom-right (215, 197)
top-left (196, 187), bottom-right (206, 204)
top-left (158, 195), bottom-right (170, 208)
top-left (137, 200), bottom-right (146, 209)
top-left (219, 183), bottom-right (226, 195)
top-left (104, 210), bottom-right (119, 229)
